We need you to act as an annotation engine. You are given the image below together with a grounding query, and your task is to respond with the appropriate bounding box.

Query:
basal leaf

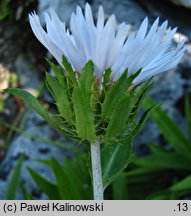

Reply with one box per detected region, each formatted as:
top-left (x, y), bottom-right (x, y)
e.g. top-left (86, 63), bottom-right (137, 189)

top-left (28, 167), bottom-right (60, 199)
top-left (134, 152), bottom-right (191, 171)
top-left (143, 97), bottom-right (190, 154)
top-left (185, 95), bottom-right (191, 142)
top-left (21, 184), bottom-right (34, 200)
top-left (6, 154), bottom-right (24, 200)
top-left (171, 175), bottom-right (191, 191)
top-left (50, 157), bottom-right (91, 200)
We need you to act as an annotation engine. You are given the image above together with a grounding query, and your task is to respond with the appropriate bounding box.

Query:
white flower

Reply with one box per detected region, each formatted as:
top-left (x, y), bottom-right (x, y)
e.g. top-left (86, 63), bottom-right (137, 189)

top-left (29, 3), bottom-right (185, 83)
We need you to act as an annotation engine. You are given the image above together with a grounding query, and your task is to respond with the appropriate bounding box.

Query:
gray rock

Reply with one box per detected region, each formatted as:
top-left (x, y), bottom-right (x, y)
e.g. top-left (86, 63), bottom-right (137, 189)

top-left (15, 55), bottom-right (40, 89)
top-left (91, 0), bottom-right (147, 26)
top-left (169, 0), bottom-right (191, 8)
top-left (38, 0), bottom-right (85, 25)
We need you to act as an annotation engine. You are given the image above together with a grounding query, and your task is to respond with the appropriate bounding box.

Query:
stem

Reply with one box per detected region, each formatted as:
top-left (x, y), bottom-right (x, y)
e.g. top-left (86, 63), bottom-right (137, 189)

top-left (90, 140), bottom-right (104, 200)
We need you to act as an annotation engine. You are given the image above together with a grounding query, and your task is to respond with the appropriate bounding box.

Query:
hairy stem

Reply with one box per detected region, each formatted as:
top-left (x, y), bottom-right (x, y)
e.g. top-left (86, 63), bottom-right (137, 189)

top-left (90, 140), bottom-right (104, 200)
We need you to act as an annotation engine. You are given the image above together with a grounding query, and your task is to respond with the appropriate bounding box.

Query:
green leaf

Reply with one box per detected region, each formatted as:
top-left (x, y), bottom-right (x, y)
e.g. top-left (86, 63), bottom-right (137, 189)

top-left (102, 140), bottom-right (133, 189)
top-left (21, 184), bottom-right (34, 200)
top-left (101, 69), bottom-right (130, 121)
top-left (171, 175), bottom-right (191, 191)
top-left (27, 167), bottom-right (61, 200)
top-left (45, 73), bottom-right (73, 121)
top-left (102, 68), bottom-right (112, 90)
top-left (185, 95), bottom-right (191, 142)
top-left (126, 166), bottom-right (161, 179)
top-left (112, 173), bottom-right (128, 200)
top-left (104, 94), bottom-right (131, 137)
top-left (143, 97), bottom-right (190, 154)
top-left (0, 0), bottom-right (10, 21)
top-left (4, 88), bottom-right (59, 130)
top-left (128, 78), bottom-right (152, 123)
top-left (62, 55), bottom-right (77, 84)
top-left (6, 154), bottom-right (24, 200)
top-left (46, 59), bottom-right (67, 88)
top-left (134, 151), bottom-right (191, 171)
top-left (132, 104), bottom-right (159, 137)
top-left (78, 60), bottom-right (94, 100)
top-left (50, 157), bottom-right (92, 200)
top-left (146, 189), bottom-right (172, 200)
top-left (72, 86), bottom-right (96, 141)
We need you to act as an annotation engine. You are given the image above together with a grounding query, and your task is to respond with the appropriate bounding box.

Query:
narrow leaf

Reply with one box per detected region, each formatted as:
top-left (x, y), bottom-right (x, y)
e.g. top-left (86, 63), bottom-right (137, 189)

top-left (62, 55), bottom-right (77, 84)
top-left (4, 88), bottom-right (59, 130)
top-left (171, 175), bottom-right (191, 191)
top-left (104, 94), bottom-right (131, 137)
top-left (47, 59), bottom-right (67, 88)
top-left (101, 69), bottom-right (128, 121)
top-left (50, 157), bottom-right (91, 200)
top-left (102, 68), bottom-right (112, 90)
top-left (27, 167), bottom-right (61, 200)
top-left (78, 60), bottom-right (94, 100)
top-left (6, 154), bottom-right (24, 200)
top-left (21, 184), bottom-right (34, 200)
top-left (185, 95), bottom-right (191, 142)
top-left (143, 97), bottom-right (190, 154)
top-left (132, 104), bottom-right (159, 137)
top-left (134, 152), bottom-right (191, 171)
top-left (46, 73), bottom-right (73, 121)
top-left (112, 173), bottom-right (128, 200)
top-left (101, 69), bottom-right (142, 121)
top-left (72, 86), bottom-right (96, 141)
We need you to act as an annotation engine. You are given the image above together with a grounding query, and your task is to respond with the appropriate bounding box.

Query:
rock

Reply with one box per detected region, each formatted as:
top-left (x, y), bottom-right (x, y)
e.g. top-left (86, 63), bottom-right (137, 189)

top-left (91, 0), bottom-right (147, 26)
top-left (38, 0), bottom-right (85, 25)
top-left (169, 0), bottom-right (191, 8)
top-left (0, 111), bottom-right (75, 199)
top-left (15, 55), bottom-right (40, 89)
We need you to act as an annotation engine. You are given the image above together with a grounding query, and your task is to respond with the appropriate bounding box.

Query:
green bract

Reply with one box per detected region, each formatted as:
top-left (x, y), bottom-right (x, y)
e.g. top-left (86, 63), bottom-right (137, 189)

top-left (5, 57), bottom-right (157, 190)
top-left (5, 57), bottom-right (155, 144)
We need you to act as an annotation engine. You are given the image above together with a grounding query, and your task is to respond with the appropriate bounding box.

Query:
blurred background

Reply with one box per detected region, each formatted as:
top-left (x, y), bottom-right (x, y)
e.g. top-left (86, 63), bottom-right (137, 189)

top-left (0, 0), bottom-right (191, 200)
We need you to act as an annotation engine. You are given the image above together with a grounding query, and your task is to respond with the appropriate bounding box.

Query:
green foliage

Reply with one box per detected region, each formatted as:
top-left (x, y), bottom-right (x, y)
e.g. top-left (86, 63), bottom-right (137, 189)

top-left (0, 95), bottom-right (3, 112)
top-left (45, 72), bottom-right (73, 122)
top-left (101, 141), bottom-right (133, 188)
top-left (0, 0), bottom-right (10, 21)
top-left (112, 173), bottom-right (128, 200)
top-left (5, 58), bottom-right (152, 145)
top-left (6, 154), bottom-right (24, 200)
top-left (185, 95), bottom-right (191, 142)
top-left (143, 97), bottom-right (191, 155)
top-left (115, 96), bottom-right (191, 200)
top-left (72, 61), bottom-right (96, 142)
top-left (27, 167), bottom-right (60, 199)
top-left (28, 154), bottom-right (92, 200)
top-left (4, 88), bottom-right (60, 130)
top-left (5, 56), bottom-right (155, 199)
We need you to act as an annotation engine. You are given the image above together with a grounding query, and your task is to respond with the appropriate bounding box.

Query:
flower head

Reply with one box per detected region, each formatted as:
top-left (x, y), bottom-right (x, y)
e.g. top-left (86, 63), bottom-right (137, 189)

top-left (29, 3), bottom-right (185, 83)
